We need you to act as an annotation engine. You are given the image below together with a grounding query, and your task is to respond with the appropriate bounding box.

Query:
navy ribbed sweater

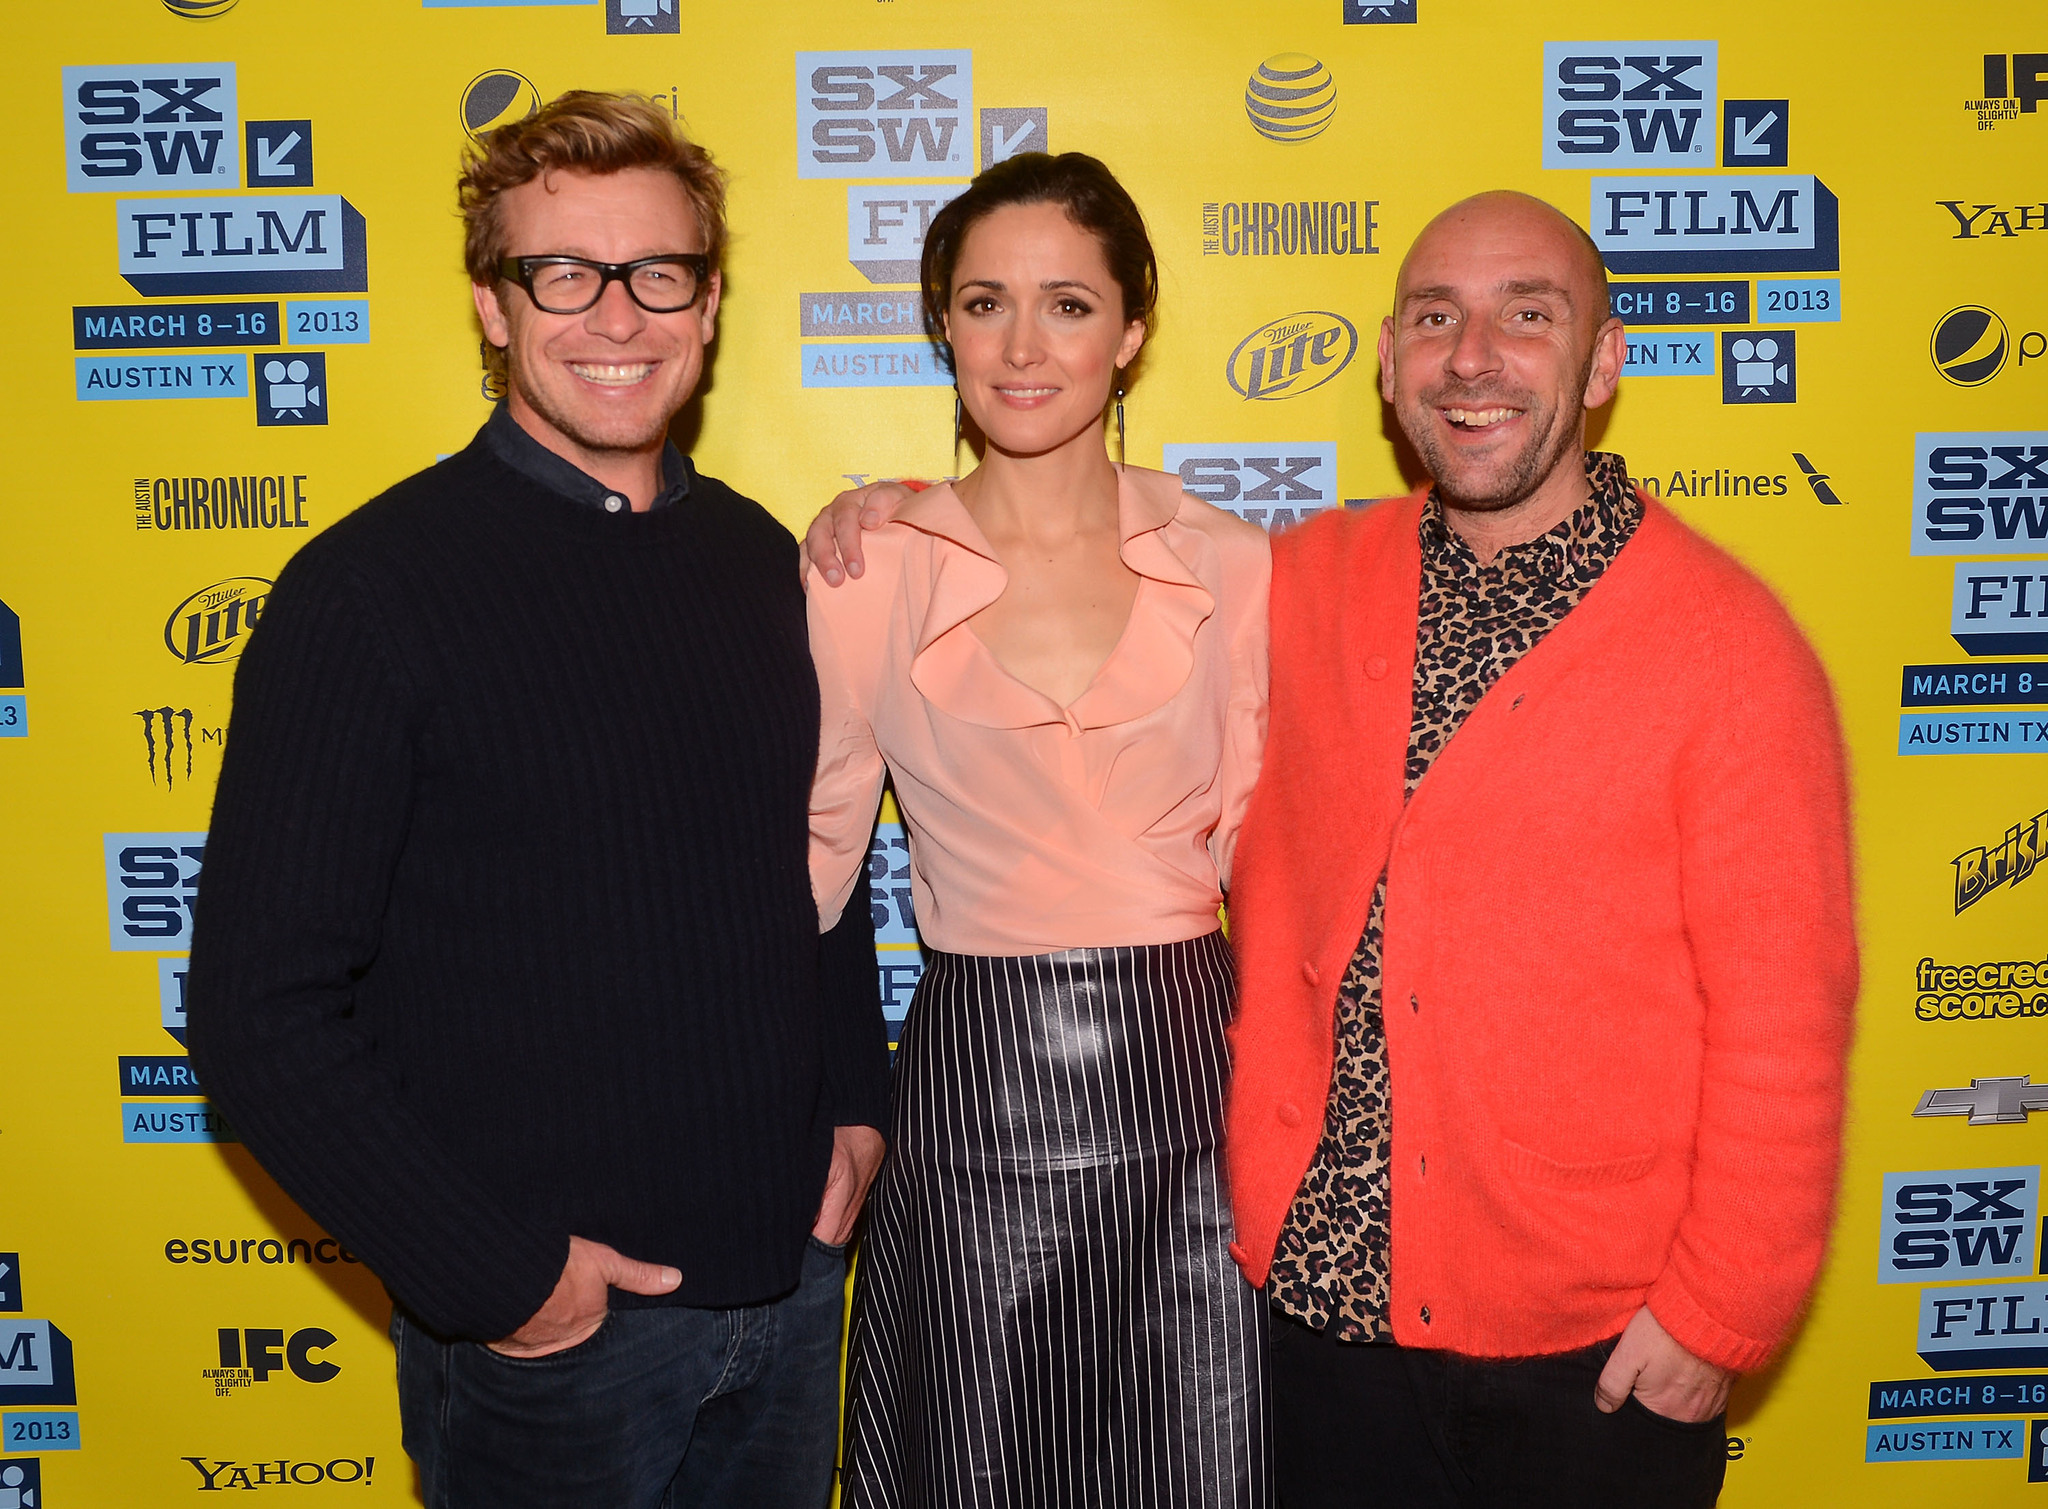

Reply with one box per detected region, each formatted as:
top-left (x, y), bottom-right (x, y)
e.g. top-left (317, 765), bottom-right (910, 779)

top-left (186, 430), bottom-right (889, 1342)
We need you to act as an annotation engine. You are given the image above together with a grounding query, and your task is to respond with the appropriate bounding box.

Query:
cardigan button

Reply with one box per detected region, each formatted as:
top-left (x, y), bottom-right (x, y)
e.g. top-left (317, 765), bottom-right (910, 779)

top-left (1420, 1305), bottom-right (1431, 1325)
top-left (1277, 1102), bottom-right (1302, 1127)
top-left (1409, 992), bottom-right (1419, 1014)
top-left (1365, 654), bottom-right (1389, 679)
top-left (1301, 960), bottom-right (1321, 986)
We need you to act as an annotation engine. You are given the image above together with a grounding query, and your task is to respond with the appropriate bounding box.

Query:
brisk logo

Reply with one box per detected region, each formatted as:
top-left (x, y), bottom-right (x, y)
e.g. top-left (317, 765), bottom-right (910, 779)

top-left (1542, 43), bottom-right (1717, 169)
top-left (797, 51), bottom-right (972, 179)
top-left (1879, 1165), bottom-right (2039, 1283)
top-left (64, 65), bottom-right (239, 192)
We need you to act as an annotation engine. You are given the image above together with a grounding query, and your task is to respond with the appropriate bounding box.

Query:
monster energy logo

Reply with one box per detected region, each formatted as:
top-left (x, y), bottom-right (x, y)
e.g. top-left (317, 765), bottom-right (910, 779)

top-left (137, 706), bottom-right (223, 788)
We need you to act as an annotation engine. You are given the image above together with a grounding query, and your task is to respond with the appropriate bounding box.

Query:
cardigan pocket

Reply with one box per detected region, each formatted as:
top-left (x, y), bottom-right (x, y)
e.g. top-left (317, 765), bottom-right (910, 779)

top-left (1500, 1136), bottom-right (1657, 1190)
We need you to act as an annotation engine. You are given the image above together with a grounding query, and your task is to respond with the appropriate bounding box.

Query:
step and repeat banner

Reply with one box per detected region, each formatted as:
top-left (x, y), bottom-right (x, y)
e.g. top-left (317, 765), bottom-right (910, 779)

top-left (4, 0), bottom-right (2043, 1502)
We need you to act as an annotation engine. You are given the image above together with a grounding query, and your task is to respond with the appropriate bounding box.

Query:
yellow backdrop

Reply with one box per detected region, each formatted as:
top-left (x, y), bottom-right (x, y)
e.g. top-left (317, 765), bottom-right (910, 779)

top-left (5, 0), bottom-right (2045, 1502)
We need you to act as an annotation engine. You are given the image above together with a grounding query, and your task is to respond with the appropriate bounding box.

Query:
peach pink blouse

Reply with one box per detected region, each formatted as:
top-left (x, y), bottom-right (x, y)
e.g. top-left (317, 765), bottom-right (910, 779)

top-left (808, 466), bottom-right (1271, 957)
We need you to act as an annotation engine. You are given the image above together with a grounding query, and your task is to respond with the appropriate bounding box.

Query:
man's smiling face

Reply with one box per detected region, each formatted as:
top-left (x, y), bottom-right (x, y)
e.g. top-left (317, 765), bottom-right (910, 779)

top-left (1379, 193), bottom-right (1621, 514)
top-left (473, 166), bottom-right (718, 467)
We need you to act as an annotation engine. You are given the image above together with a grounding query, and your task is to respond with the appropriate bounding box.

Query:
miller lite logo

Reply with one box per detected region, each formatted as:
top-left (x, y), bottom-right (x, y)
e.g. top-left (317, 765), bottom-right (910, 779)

top-left (1225, 312), bottom-right (1357, 401)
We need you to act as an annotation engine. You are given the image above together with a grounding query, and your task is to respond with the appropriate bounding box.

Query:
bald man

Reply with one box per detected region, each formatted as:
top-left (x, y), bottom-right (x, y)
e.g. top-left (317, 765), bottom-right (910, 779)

top-left (802, 192), bottom-right (1856, 1507)
top-left (1221, 193), bottom-right (1856, 1506)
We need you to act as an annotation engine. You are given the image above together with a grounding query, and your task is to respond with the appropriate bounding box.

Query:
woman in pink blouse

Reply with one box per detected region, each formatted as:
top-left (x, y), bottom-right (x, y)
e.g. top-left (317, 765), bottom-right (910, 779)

top-left (807, 153), bottom-right (1271, 1508)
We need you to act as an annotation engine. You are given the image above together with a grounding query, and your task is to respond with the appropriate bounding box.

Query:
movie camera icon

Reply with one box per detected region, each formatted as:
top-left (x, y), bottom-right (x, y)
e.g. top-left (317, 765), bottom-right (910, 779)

top-left (257, 353), bottom-right (327, 427)
top-left (1721, 330), bottom-right (1797, 405)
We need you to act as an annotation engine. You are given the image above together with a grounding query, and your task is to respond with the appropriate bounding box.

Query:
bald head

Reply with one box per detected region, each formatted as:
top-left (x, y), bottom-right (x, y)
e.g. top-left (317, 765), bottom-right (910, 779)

top-left (1375, 189), bottom-right (1627, 543)
top-left (1398, 192), bottom-right (1609, 353)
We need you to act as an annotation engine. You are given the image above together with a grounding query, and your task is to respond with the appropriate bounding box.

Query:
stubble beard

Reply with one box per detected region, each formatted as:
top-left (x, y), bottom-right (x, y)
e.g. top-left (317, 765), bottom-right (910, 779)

top-left (1404, 346), bottom-right (1596, 514)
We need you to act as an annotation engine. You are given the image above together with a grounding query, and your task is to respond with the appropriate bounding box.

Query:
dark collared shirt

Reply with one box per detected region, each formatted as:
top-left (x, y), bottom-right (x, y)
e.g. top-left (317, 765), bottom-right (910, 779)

top-left (483, 402), bottom-right (692, 514)
top-left (1268, 451), bottom-right (1643, 1340)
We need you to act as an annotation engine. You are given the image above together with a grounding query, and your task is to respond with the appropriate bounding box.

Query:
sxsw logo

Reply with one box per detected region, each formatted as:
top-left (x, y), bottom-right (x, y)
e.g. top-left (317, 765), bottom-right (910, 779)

top-left (1592, 175), bottom-right (1840, 274)
top-left (1913, 433), bottom-right (2048, 555)
top-left (845, 185), bottom-right (966, 285)
top-left (0, 1321), bottom-right (78, 1407)
top-left (106, 831), bottom-right (205, 951)
top-left (118, 196), bottom-right (369, 298)
top-left (797, 51), bottom-right (972, 178)
top-left (1917, 1280), bottom-right (2048, 1370)
top-left (1162, 444), bottom-right (1339, 531)
top-left (1542, 43), bottom-right (1716, 169)
top-left (1880, 1165), bottom-right (2039, 1284)
top-left (64, 64), bottom-right (239, 192)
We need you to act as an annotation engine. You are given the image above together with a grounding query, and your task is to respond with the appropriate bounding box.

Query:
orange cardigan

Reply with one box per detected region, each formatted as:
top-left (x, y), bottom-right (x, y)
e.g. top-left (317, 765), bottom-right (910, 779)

top-left (1225, 487), bottom-right (1857, 1374)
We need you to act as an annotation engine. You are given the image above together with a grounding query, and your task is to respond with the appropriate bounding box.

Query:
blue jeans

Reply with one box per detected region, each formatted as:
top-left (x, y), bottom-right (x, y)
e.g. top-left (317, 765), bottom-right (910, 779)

top-left (394, 1236), bottom-right (848, 1509)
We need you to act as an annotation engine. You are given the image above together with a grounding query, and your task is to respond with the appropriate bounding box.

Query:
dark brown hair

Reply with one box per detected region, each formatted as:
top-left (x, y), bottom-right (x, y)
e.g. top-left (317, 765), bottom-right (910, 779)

top-left (457, 91), bottom-right (727, 285)
top-left (919, 152), bottom-right (1158, 365)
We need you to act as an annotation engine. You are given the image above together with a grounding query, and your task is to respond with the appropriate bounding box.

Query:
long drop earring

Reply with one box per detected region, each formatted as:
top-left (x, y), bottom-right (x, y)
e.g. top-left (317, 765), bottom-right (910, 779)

top-left (1114, 379), bottom-right (1127, 469)
top-left (952, 387), bottom-right (963, 460)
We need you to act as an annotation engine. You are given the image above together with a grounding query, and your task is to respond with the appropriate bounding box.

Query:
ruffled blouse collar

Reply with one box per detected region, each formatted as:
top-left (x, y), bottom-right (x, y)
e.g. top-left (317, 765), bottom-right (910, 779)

top-left (895, 468), bottom-right (1216, 732)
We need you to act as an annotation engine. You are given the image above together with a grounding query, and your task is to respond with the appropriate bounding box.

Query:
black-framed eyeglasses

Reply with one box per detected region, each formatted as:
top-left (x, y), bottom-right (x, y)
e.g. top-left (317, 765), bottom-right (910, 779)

top-left (498, 254), bottom-right (712, 314)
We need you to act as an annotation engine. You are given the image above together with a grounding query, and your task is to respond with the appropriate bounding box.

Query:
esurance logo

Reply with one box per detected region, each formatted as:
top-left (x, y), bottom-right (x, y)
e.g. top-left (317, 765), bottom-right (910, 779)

top-left (1914, 433), bottom-right (2048, 555)
top-left (165, 577), bottom-right (270, 665)
top-left (64, 65), bottom-right (239, 192)
top-left (797, 51), bottom-right (971, 179)
top-left (1593, 176), bottom-right (1840, 273)
top-left (1881, 1165), bottom-right (2039, 1284)
top-left (1542, 43), bottom-right (1716, 168)
top-left (1226, 312), bottom-right (1357, 401)
top-left (106, 831), bottom-right (205, 951)
top-left (1162, 444), bottom-right (1339, 531)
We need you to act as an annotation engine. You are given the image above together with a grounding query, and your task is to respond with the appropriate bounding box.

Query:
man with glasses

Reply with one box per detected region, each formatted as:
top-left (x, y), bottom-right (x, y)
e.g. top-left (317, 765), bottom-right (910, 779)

top-left (187, 92), bottom-right (889, 1508)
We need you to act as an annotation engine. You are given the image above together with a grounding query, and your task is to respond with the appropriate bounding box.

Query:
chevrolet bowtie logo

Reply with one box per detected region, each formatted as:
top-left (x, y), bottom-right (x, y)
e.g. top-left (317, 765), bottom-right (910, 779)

top-left (1914, 1075), bottom-right (2048, 1125)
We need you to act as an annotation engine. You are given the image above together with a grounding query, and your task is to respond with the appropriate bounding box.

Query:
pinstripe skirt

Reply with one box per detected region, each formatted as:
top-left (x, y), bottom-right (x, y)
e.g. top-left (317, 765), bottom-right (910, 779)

top-left (841, 932), bottom-right (1271, 1508)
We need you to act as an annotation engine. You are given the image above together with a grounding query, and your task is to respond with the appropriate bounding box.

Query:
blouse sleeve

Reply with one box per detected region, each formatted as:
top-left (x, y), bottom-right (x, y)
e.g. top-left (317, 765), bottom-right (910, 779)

top-left (1211, 533), bottom-right (1272, 889)
top-left (807, 571), bottom-right (888, 932)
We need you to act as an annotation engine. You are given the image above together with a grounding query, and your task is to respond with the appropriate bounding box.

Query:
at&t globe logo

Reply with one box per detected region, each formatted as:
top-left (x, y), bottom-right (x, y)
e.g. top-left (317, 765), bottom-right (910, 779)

top-left (163, 0), bottom-right (238, 15)
top-left (1245, 55), bottom-right (1336, 143)
top-left (1933, 305), bottom-right (2010, 387)
top-left (461, 71), bottom-right (541, 141)
top-left (1227, 311), bottom-right (1357, 400)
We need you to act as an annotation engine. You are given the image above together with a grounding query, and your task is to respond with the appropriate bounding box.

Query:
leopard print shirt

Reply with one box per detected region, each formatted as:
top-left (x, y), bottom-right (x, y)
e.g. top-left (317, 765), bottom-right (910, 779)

top-left (1266, 452), bottom-right (1642, 1340)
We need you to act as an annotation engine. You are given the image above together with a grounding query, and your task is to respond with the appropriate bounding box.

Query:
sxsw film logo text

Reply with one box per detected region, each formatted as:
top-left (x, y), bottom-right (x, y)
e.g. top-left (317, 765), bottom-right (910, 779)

top-left (797, 51), bottom-right (971, 178)
top-left (1879, 1165), bottom-right (2038, 1283)
top-left (65, 65), bottom-right (239, 192)
top-left (1543, 43), bottom-right (1716, 169)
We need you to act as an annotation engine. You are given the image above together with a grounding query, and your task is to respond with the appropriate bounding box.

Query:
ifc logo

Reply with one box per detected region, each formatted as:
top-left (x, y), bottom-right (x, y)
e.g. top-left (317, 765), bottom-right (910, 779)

top-left (164, 0), bottom-right (238, 15)
top-left (1933, 305), bottom-right (2010, 387)
top-left (461, 71), bottom-right (541, 140)
top-left (1245, 55), bottom-right (1336, 143)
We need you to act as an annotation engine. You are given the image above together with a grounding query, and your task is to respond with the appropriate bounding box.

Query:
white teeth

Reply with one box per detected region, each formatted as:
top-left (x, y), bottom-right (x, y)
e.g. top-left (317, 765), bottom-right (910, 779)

top-left (1000, 387), bottom-right (1057, 397)
top-left (568, 362), bottom-right (655, 386)
top-left (1445, 406), bottom-right (1521, 427)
